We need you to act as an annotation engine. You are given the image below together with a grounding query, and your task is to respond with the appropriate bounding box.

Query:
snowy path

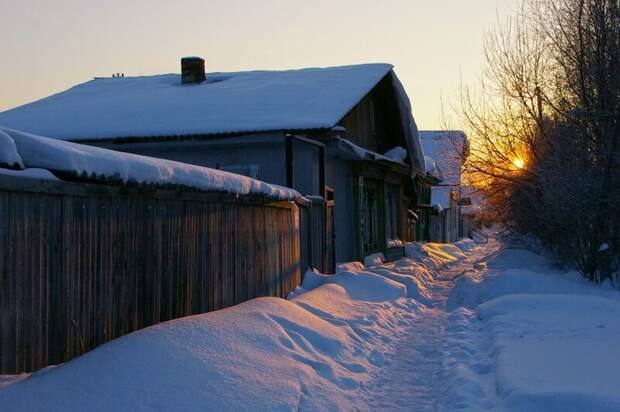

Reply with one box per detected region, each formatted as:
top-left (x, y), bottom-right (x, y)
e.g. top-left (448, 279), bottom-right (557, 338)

top-left (4, 235), bottom-right (618, 412)
top-left (359, 240), bottom-right (499, 411)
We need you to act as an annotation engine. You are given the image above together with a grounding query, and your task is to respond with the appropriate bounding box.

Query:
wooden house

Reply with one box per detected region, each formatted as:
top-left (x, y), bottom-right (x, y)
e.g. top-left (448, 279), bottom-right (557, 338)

top-left (419, 130), bottom-right (469, 242)
top-left (0, 58), bottom-right (427, 264)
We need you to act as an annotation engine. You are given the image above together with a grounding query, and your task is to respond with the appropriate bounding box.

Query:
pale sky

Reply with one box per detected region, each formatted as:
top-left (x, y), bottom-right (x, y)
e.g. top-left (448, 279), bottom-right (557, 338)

top-left (0, 0), bottom-right (512, 129)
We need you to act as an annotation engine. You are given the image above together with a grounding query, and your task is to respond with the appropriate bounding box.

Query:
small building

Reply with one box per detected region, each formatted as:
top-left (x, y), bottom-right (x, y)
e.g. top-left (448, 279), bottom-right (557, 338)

top-left (419, 130), bottom-right (469, 242)
top-left (0, 59), bottom-right (426, 264)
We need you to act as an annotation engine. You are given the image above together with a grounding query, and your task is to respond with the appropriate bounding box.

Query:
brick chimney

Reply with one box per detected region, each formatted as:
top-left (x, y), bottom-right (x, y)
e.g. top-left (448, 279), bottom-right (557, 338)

top-left (181, 57), bottom-right (206, 84)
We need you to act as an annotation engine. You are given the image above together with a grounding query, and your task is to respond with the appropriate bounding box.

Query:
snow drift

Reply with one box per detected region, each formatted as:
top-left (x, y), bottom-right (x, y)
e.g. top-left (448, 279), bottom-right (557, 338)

top-left (404, 241), bottom-right (466, 270)
top-left (0, 241), bottom-right (471, 411)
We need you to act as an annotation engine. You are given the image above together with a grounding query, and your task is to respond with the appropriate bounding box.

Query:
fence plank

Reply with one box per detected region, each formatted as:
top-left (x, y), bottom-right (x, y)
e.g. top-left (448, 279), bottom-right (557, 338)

top-left (0, 177), bottom-right (306, 374)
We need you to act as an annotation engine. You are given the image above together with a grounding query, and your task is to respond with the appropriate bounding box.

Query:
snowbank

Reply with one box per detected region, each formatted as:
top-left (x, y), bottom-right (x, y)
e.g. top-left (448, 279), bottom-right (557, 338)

top-left (0, 240), bottom-right (474, 411)
top-left (0, 128), bottom-right (299, 201)
top-left (363, 264), bottom-right (434, 305)
top-left (347, 242), bottom-right (471, 305)
top-left (363, 252), bottom-right (386, 267)
top-left (404, 241), bottom-right (466, 270)
top-left (454, 238), bottom-right (476, 251)
top-left (479, 294), bottom-right (620, 411)
top-left (442, 244), bottom-right (620, 411)
top-left (0, 268), bottom-right (409, 411)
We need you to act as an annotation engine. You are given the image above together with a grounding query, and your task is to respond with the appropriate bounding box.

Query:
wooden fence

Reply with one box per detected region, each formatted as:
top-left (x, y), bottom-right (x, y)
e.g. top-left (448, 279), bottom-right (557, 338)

top-left (298, 197), bottom-right (336, 274)
top-left (429, 207), bottom-right (459, 243)
top-left (0, 175), bottom-right (302, 374)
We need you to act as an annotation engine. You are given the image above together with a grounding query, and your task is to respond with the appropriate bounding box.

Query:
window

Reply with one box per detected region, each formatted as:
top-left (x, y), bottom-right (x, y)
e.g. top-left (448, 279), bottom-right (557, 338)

top-left (361, 179), bottom-right (380, 253)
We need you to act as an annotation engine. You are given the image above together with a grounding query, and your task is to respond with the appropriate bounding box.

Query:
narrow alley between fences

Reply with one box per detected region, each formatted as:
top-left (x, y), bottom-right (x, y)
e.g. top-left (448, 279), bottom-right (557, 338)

top-left (358, 238), bottom-right (499, 411)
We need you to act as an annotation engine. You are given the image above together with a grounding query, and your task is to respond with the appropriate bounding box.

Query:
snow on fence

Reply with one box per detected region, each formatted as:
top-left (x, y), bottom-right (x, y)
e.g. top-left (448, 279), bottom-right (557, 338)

top-left (0, 174), bottom-right (304, 374)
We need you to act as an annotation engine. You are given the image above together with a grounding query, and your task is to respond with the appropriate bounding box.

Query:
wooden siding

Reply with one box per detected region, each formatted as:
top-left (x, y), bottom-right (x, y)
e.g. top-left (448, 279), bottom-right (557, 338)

top-left (338, 74), bottom-right (407, 156)
top-left (0, 176), bottom-right (301, 374)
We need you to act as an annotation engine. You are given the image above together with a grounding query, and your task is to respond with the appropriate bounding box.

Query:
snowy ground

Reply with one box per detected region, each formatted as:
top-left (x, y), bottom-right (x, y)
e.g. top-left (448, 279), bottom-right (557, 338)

top-left (1, 233), bottom-right (619, 411)
top-left (442, 239), bottom-right (620, 411)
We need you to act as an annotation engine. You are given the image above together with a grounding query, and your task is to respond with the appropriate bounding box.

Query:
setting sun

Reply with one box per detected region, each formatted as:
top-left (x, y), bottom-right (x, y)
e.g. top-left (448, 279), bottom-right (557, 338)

top-left (513, 158), bottom-right (525, 169)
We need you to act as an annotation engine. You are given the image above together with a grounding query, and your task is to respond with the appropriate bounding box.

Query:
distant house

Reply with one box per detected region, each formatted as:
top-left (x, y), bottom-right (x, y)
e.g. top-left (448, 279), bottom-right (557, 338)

top-left (411, 156), bottom-right (442, 242)
top-left (419, 130), bottom-right (469, 242)
top-left (459, 184), bottom-right (483, 238)
top-left (0, 58), bottom-right (426, 264)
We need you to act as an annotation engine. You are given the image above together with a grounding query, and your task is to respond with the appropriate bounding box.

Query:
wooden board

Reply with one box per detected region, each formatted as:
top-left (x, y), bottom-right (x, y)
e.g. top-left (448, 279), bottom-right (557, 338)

top-left (0, 177), bottom-right (303, 374)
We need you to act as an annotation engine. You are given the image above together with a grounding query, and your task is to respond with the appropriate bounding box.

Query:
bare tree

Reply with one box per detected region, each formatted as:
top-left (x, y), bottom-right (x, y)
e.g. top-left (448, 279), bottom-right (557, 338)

top-left (461, 0), bottom-right (620, 282)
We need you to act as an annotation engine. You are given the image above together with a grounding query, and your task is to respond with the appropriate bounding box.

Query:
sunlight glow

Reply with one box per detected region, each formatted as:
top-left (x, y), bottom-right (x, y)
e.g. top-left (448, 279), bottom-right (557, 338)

top-left (513, 158), bottom-right (525, 169)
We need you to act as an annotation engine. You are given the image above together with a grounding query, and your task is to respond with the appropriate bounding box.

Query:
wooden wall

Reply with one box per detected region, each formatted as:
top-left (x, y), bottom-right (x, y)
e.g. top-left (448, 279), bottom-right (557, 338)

top-left (0, 176), bottom-right (301, 374)
top-left (338, 74), bottom-right (407, 156)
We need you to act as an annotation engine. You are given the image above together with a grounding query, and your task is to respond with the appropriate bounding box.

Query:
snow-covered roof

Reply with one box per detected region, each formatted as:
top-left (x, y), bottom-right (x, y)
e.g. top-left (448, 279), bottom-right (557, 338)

top-left (0, 63), bottom-right (426, 174)
top-left (419, 130), bottom-right (468, 185)
top-left (0, 128), bottom-right (299, 200)
top-left (0, 64), bottom-right (393, 141)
